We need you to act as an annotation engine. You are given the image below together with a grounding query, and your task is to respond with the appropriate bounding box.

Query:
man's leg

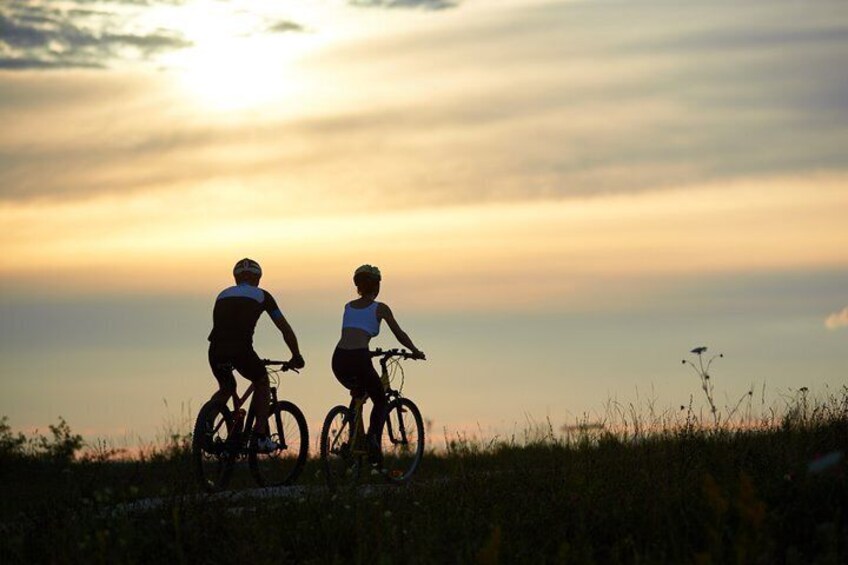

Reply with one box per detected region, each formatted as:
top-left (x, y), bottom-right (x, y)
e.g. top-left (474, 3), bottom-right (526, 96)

top-left (210, 386), bottom-right (233, 405)
top-left (209, 350), bottom-right (236, 405)
top-left (251, 373), bottom-right (270, 436)
top-left (236, 351), bottom-right (271, 437)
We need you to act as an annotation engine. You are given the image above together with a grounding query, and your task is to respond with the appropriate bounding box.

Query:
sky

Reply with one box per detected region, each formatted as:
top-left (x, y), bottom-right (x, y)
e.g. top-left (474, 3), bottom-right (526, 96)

top-left (1, 0), bottom-right (846, 448)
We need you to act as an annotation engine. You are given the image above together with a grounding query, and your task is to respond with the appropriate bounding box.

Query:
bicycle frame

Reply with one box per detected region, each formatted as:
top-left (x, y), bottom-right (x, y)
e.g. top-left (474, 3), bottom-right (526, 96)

top-left (210, 373), bottom-right (289, 453)
top-left (343, 352), bottom-right (412, 451)
top-left (321, 348), bottom-right (424, 490)
top-left (229, 384), bottom-right (255, 442)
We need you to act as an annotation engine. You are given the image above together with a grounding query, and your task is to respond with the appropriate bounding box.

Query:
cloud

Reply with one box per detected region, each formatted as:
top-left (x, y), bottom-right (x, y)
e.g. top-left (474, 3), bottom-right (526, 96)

top-left (825, 307), bottom-right (848, 330)
top-left (0, 57), bottom-right (103, 70)
top-left (0, 1), bottom-right (192, 70)
top-left (350, 0), bottom-right (458, 10)
top-left (631, 26), bottom-right (848, 54)
top-left (1, 0), bottom-right (847, 207)
top-left (267, 20), bottom-right (305, 34)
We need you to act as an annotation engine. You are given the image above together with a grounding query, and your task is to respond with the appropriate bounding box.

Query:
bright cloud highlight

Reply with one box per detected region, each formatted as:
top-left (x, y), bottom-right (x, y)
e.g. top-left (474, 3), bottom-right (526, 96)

top-left (825, 307), bottom-right (848, 330)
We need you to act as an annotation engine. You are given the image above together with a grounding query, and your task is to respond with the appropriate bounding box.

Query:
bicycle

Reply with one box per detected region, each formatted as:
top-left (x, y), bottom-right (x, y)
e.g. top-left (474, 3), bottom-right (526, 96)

top-left (320, 348), bottom-right (425, 491)
top-left (192, 359), bottom-right (308, 493)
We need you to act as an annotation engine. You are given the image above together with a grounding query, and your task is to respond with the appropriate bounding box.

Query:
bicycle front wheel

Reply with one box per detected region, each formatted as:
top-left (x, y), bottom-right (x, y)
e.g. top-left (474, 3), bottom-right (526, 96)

top-left (320, 405), bottom-right (361, 491)
top-left (380, 397), bottom-right (425, 484)
top-left (249, 401), bottom-right (309, 487)
top-left (193, 400), bottom-right (236, 493)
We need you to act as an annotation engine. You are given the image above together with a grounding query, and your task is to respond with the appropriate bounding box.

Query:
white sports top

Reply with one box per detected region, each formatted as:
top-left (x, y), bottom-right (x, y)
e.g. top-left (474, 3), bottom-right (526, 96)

top-left (342, 302), bottom-right (381, 337)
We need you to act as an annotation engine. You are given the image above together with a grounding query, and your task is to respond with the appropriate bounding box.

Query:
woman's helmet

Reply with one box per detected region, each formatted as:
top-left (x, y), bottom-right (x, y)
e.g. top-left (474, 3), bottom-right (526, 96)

top-left (233, 258), bottom-right (262, 277)
top-left (354, 264), bottom-right (381, 281)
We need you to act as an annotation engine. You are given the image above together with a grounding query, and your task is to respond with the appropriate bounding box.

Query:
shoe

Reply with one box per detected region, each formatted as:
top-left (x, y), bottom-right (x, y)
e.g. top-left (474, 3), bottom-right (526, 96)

top-left (253, 434), bottom-right (279, 453)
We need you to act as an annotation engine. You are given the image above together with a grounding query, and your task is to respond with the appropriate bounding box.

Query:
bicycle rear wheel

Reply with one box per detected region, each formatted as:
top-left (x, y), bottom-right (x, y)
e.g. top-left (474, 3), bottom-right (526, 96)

top-left (249, 401), bottom-right (309, 487)
top-left (380, 397), bottom-right (425, 484)
top-left (320, 405), bottom-right (362, 492)
top-left (192, 400), bottom-right (236, 493)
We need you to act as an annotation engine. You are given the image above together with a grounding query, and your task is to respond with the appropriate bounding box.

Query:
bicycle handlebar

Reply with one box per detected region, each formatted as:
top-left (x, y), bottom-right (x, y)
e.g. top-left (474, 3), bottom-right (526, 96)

top-left (261, 359), bottom-right (299, 373)
top-left (370, 348), bottom-right (425, 361)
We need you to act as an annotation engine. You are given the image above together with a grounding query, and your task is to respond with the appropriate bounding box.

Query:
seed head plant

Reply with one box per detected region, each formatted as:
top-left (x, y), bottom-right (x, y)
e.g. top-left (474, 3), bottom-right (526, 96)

top-left (682, 346), bottom-right (724, 428)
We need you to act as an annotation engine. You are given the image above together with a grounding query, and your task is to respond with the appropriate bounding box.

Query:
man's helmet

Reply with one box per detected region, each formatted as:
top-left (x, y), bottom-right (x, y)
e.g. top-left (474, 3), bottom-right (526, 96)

top-left (354, 264), bottom-right (381, 281)
top-left (233, 258), bottom-right (262, 277)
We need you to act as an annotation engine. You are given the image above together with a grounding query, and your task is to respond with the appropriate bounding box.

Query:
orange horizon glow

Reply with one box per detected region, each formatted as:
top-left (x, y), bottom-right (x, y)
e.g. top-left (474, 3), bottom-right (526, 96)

top-left (2, 173), bottom-right (846, 310)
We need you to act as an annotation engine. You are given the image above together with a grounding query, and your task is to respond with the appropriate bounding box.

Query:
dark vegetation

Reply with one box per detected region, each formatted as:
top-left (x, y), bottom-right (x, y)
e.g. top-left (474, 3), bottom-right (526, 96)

top-left (1, 388), bottom-right (846, 564)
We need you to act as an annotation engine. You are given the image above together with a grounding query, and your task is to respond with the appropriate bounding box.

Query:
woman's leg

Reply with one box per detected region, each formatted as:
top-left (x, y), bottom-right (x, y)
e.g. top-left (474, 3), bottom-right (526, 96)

top-left (362, 360), bottom-right (387, 444)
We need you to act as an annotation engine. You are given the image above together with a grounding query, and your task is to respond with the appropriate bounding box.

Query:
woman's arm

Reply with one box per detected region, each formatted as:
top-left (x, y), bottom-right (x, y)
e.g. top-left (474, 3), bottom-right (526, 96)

top-left (377, 303), bottom-right (424, 358)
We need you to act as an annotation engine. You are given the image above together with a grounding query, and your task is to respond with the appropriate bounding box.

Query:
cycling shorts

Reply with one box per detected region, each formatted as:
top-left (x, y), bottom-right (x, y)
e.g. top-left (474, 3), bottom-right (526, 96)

top-left (208, 345), bottom-right (267, 392)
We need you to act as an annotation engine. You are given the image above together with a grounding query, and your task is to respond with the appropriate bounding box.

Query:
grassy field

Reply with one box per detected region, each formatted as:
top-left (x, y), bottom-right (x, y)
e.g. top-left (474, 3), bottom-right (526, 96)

top-left (1, 389), bottom-right (846, 564)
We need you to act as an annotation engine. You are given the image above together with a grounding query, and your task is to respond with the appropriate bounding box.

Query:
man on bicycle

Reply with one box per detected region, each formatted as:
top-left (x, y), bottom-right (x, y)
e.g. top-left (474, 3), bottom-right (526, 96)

top-left (207, 258), bottom-right (305, 452)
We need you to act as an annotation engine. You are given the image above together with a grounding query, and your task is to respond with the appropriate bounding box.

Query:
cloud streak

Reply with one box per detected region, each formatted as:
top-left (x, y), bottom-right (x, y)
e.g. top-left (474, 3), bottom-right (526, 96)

top-left (0, 0), bottom-right (846, 208)
top-left (267, 20), bottom-right (305, 34)
top-left (350, 0), bottom-right (458, 10)
top-left (0, 1), bottom-right (191, 69)
top-left (825, 307), bottom-right (848, 330)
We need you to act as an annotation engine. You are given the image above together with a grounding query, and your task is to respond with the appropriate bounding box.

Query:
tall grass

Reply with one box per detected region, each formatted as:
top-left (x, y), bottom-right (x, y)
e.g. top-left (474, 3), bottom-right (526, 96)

top-left (1, 380), bottom-right (845, 563)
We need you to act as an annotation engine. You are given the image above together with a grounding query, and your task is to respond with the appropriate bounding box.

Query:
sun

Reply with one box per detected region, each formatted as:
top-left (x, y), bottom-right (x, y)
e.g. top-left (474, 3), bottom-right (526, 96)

top-left (174, 37), bottom-right (291, 111)
top-left (153, 2), bottom-right (309, 112)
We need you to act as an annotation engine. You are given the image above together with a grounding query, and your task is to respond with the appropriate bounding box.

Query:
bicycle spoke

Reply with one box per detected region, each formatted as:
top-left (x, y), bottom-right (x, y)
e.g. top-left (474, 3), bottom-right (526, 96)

top-left (249, 402), bottom-right (308, 487)
top-left (321, 406), bottom-right (360, 491)
top-left (192, 401), bottom-right (235, 493)
top-left (380, 398), bottom-right (424, 483)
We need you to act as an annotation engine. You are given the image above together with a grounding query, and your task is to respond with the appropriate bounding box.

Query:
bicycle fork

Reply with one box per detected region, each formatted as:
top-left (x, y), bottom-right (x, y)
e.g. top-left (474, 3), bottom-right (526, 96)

top-left (385, 401), bottom-right (409, 446)
top-left (271, 387), bottom-right (288, 450)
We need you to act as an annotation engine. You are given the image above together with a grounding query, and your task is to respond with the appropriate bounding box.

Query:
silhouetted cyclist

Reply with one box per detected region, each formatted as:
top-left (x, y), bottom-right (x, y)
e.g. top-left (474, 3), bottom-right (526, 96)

top-left (332, 264), bottom-right (424, 467)
top-left (208, 258), bottom-right (305, 452)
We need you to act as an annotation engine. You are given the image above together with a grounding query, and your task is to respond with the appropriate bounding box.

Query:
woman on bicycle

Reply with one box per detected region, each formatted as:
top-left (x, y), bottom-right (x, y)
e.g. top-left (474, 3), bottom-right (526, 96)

top-left (332, 264), bottom-right (425, 466)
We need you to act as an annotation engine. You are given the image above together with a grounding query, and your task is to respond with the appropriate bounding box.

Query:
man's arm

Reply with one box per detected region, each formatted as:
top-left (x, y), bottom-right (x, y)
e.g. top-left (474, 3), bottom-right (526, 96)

top-left (272, 314), bottom-right (305, 368)
top-left (378, 303), bottom-right (424, 358)
top-left (264, 291), bottom-right (304, 368)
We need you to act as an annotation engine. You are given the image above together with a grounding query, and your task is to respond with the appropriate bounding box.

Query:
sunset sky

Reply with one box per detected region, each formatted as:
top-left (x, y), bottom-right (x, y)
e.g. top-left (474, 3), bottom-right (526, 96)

top-left (1, 0), bottom-right (846, 447)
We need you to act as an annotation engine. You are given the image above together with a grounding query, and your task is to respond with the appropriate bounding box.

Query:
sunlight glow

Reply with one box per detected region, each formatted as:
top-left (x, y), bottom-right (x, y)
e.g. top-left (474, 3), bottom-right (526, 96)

top-left (151, 1), bottom-right (321, 111)
top-left (171, 38), bottom-right (292, 111)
